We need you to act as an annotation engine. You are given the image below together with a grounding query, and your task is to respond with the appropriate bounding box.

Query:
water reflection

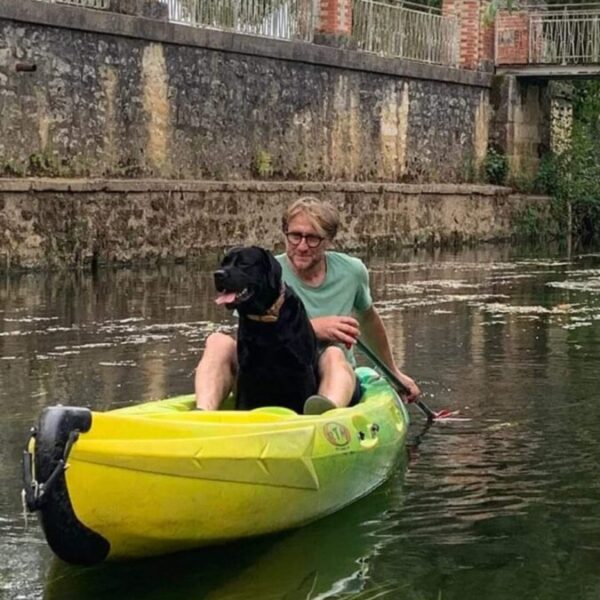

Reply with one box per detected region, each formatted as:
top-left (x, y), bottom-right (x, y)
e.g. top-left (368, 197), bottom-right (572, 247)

top-left (2, 246), bottom-right (600, 599)
top-left (43, 466), bottom-right (408, 600)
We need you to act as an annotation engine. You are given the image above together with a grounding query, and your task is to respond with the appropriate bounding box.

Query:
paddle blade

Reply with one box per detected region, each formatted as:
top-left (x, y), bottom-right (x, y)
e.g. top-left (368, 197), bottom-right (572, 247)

top-left (432, 408), bottom-right (461, 420)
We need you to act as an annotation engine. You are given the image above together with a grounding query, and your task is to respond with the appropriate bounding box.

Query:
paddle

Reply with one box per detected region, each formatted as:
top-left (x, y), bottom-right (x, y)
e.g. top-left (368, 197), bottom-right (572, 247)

top-left (355, 338), bottom-right (457, 422)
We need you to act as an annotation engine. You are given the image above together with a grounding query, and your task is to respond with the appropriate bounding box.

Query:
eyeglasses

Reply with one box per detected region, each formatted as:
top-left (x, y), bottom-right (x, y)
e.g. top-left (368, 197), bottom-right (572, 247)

top-left (285, 231), bottom-right (325, 248)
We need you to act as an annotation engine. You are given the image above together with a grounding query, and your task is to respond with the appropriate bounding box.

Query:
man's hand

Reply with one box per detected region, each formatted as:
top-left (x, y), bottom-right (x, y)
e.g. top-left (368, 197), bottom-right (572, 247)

top-left (394, 370), bottom-right (421, 403)
top-left (311, 316), bottom-right (360, 347)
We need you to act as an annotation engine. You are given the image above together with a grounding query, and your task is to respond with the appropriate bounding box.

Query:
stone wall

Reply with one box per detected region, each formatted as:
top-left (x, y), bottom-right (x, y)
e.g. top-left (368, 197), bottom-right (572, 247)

top-left (550, 82), bottom-right (573, 155)
top-left (490, 75), bottom-right (551, 178)
top-left (0, 1), bottom-right (491, 183)
top-left (0, 179), bottom-right (552, 270)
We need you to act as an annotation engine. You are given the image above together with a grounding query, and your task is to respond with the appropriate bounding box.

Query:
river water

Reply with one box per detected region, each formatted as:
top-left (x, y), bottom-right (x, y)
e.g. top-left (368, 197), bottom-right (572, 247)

top-left (1, 245), bottom-right (600, 600)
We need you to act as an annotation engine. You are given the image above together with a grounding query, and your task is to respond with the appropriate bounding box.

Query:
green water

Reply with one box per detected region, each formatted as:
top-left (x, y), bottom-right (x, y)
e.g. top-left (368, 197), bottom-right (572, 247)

top-left (1, 245), bottom-right (600, 600)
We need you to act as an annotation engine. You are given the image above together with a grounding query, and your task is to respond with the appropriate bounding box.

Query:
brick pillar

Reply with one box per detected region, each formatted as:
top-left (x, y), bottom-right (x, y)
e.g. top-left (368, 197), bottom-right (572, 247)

top-left (314, 0), bottom-right (353, 47)
top-left (495, 11), bottom-right (531, 65)
top-left (480, 3), bottom-right (495, 69)
top-left (442, 0), bottom-right (494, 70)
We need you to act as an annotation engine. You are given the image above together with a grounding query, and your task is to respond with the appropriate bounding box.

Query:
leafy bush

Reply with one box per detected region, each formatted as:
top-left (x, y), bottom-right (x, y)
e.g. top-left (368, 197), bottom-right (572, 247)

top-left (534, 153), bottom-right (559, 196)
top-left (483, 147), bottom-right (508, 185)
top-left (545, 124), bottom-right (600, 243)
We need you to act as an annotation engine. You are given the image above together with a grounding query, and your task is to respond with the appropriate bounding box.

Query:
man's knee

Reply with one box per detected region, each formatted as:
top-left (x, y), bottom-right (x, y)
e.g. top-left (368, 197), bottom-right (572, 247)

top-left (319, 346), bottom-right (354, 376)
top-left (205, 332), bottom-right (236, 350)
top-left (200, 333), bottom-right (236, 364)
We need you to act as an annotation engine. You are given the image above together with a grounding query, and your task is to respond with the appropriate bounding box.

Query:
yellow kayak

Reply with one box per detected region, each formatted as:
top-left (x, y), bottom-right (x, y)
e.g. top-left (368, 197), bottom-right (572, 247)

top-left (23, 367), bottom-right (409, 565)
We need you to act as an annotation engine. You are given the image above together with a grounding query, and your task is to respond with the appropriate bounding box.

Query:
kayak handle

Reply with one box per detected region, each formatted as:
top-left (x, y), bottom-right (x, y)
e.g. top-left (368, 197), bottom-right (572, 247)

top-left (22, 428), bottom-right (80, 512)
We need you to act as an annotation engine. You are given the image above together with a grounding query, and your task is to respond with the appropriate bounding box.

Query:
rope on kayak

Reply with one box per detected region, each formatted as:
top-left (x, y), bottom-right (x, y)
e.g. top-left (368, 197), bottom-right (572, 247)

top-left (21, 488), bottom-right (29, 530)
top-left (22, 427), bottom-right (80, 512)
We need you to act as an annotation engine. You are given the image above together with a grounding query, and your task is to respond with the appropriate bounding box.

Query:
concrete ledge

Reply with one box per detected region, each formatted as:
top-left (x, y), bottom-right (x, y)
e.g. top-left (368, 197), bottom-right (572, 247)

top-left (0, 177), bottom-right (553, 270)
top-left (0, 178), bottom-right (511, 195)
top-left (1, 0), bottom-right (492, 88)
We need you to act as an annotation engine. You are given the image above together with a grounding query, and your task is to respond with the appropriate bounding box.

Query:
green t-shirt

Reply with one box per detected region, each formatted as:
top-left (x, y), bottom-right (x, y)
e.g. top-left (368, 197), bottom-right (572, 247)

top-left (276, 251), bottom-right (373, 364)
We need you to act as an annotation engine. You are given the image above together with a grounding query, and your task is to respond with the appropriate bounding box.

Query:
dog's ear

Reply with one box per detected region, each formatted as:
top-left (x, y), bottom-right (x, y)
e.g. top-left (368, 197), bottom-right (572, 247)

top-left (259, 248), bottom-right (282, 291)
top-left (219, 246), bottom-right (238, 267)
top-left (222, 246), bottom-right (243, 261)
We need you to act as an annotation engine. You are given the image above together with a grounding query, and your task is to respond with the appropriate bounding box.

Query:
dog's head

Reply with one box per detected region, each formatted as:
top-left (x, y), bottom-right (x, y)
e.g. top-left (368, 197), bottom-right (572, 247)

top-left (214, 246), bottom-right (283, 315)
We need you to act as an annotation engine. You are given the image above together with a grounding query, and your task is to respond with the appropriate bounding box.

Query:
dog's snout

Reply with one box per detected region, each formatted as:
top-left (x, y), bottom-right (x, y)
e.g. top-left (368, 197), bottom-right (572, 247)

top-left (214, 269), bottom-right (227, 287)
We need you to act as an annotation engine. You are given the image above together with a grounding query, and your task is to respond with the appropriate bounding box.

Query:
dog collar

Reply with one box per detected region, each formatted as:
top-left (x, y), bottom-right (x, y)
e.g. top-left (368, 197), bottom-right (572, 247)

top-left (247, 287), bottom-right (286, 323)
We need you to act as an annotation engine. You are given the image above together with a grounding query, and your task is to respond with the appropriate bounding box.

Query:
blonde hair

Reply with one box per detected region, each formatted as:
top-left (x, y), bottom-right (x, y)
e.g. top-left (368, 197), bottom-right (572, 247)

top-left (282, 197), bottom-right (340, 240)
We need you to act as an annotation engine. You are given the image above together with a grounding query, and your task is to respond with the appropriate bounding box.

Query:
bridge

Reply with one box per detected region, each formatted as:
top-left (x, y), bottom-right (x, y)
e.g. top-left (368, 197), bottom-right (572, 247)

top-left (495, 3), bottom-right (600, 78)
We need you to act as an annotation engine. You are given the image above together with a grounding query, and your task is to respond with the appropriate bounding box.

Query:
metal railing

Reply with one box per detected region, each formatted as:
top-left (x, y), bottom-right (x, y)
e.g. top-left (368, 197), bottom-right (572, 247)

top-left (43, 0), bottom-right (109, 8)
top-left (352, 0), bottom-right (459, 66)
top-left (159, 0), bottom-right (315, 41)
top-left (530, 10), bottom-right (600, 64)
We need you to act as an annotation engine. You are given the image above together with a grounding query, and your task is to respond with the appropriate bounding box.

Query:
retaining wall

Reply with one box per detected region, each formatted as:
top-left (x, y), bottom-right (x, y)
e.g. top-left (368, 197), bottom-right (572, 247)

top-left (0, 178), bottom-right (551, 269)
top-left (0, 1), bottom-right (491, 183)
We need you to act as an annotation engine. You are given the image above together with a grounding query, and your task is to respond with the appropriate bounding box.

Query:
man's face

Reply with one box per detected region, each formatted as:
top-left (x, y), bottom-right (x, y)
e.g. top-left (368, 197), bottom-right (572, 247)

top-left (285, 213), bottom-right (330, 274)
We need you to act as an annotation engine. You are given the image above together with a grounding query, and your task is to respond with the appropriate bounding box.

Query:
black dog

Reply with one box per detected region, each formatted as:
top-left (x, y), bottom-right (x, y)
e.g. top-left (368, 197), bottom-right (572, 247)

top-left (214, 246), bottom-right (319, 413)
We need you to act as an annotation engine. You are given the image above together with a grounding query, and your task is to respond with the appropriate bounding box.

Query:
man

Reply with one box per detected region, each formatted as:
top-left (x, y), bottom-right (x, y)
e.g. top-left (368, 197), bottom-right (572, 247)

top-left (195, 197), bottom-right (421, 412)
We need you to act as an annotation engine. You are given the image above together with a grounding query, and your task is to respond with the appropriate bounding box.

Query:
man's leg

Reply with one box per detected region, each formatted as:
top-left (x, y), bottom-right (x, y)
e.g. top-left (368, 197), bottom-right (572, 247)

top-left (316, 346), bottom-right (356, 408)
top-left (195, 333), bottom-right (237, 410)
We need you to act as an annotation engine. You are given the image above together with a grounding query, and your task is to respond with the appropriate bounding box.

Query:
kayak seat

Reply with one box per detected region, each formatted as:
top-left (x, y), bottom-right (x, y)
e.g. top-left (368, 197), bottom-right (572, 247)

top-left (355, 367), bottom-right (381, 388)
top-left (250, 406), bottom-right (298, 416)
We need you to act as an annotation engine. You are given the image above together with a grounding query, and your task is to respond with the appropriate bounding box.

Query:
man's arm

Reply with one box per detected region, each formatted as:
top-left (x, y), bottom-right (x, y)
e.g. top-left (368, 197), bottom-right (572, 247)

top-left (357, 306), bottom-right (421, 402)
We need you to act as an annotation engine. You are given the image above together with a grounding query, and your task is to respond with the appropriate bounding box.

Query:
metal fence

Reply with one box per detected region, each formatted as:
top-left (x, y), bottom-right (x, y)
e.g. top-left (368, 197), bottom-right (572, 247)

top-left (352, 0), bottom-right (459, 66)
top-left (32, 0), bottom-right (464, 63)
top-left (530, 10), bottom-right (600, 64)
top-left (42, 0), bottom-right (109, 8)
top-left (159, 0), bottom-right (315, 41)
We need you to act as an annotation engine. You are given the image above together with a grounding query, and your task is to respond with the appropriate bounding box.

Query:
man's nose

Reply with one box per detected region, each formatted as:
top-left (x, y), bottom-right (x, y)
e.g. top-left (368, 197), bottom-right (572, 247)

top-left (297, 236), bottom-right (310, 249)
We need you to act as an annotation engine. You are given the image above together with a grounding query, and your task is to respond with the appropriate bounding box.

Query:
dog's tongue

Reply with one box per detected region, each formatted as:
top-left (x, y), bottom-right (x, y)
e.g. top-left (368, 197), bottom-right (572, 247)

top-left (215, 291), bottom-right (237, 305)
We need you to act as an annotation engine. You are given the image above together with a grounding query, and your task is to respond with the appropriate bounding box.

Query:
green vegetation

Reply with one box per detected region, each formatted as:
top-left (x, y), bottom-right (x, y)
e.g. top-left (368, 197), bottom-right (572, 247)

top-left (483, 146), bottom-right (508, 185)
top-left (253, 150), bottom-right (274, 179)
top-left (1, 151), bottom-right (72, 178)
top-left (478, 78), bottom-right (600, 245)
top-left (535, 82), bottom-right (600, 245)
top-left (0, 157), bottom-right (26, 177)
top-left (27, 151), bottom-right (63, 177)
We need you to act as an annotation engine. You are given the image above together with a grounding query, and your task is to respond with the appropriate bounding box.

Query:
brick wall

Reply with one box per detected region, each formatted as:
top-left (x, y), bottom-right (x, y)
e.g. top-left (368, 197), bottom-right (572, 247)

top-left (495, 12), bottom-right (530, 65)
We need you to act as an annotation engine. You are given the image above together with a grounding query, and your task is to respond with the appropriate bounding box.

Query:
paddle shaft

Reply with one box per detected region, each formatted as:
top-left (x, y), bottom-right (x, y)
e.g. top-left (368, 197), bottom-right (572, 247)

top-left (355, 338), bottom-right (437, 422)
